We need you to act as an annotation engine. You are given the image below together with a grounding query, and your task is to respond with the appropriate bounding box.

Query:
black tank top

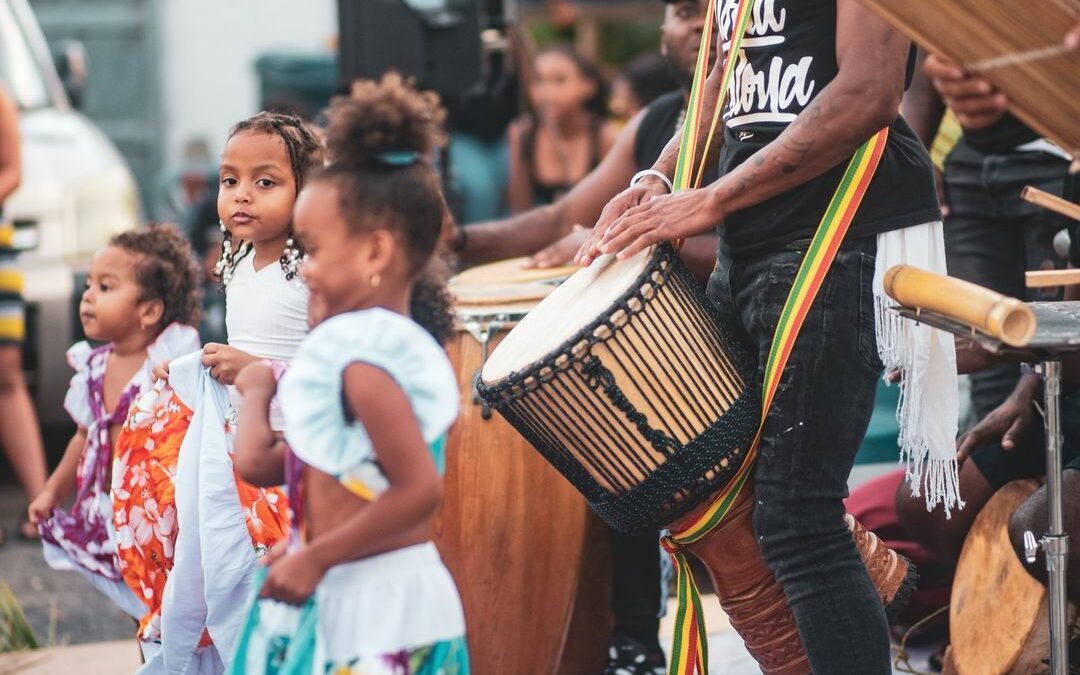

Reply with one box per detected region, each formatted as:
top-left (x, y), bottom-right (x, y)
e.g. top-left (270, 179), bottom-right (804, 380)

top-left (715, 0), bottom-right (940, 258)
top-left (522, 116), bottom-right (604, 205)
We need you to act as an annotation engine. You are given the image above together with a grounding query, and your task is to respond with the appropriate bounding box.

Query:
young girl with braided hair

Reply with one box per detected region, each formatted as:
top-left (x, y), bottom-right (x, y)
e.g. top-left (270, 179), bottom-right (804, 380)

top-left (229, 73), bottom-right (468, 675)
top-left (112, 112), bottom-right (323, 673)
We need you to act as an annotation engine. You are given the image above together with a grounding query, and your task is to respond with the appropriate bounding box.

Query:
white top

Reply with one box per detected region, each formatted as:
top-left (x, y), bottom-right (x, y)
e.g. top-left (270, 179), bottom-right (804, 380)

top-left (225, 254), bottom-right (309, 361)
top-left (279, 309), bottom-right (459, 498)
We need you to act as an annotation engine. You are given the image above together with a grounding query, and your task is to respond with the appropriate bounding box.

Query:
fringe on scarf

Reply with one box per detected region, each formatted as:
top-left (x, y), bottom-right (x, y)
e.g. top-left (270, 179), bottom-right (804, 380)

top-left (874, 293), bottom-right (964, 518)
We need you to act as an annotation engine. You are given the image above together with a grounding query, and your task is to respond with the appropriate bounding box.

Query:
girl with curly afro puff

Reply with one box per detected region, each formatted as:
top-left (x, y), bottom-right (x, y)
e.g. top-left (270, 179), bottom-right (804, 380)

top-left (230, 73), bottom-right (470, 674)
top-left (28, 223), bottom-right (203, 620)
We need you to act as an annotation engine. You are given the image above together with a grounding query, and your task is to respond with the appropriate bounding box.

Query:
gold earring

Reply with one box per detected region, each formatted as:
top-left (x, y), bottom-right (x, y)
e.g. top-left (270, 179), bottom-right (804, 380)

top-left (370, 273), bottom-right (381, 289)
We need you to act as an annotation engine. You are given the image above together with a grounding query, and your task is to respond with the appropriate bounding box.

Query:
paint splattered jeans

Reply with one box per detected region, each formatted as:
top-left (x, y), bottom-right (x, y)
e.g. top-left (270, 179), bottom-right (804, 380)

top-left (709, 235), bottom-right (892, 675)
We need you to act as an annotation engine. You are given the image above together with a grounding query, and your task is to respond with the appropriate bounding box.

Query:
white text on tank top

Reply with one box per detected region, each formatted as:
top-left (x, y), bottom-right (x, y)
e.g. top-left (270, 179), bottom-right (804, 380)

top-left (716, 0), bottom-right (834, 128)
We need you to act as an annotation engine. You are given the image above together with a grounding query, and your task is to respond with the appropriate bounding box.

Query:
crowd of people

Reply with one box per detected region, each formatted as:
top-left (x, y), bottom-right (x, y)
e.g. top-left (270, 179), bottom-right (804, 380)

top-left (0, 2), bottom-right (1077, 675)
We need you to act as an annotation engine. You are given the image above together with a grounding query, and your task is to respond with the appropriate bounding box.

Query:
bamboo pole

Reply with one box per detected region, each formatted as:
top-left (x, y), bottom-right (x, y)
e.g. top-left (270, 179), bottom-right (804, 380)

top-left (884, 265), bottom-right (1036, 347)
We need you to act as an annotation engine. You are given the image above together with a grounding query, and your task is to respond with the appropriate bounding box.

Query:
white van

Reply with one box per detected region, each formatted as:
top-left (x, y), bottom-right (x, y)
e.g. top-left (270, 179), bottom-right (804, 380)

top-left (1, 0), bottom-right (140, 426)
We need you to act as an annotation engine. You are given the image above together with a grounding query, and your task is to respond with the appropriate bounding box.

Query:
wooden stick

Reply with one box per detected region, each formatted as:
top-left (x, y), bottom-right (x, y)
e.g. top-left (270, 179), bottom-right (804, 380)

top-left (1026, 269), bottom-right (1080, 288)
top-left (1021, 186), bottom-right (1080, 221)
top-left (884, 265), bottom-right (1036, 347)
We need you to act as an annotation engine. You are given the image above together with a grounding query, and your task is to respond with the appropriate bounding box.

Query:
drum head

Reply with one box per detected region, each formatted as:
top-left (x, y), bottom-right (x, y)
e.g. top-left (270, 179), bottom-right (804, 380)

top-left (480, 248), bottom-right (654, 383)
top-left (452, 256), bottom-right (578, 286)
top-left (951, 480), bottom-right (1042, 675)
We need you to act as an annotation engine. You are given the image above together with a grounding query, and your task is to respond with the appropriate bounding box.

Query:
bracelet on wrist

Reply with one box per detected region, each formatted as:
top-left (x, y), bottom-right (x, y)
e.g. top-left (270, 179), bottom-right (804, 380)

top-left (630, 169), bottom-right (673, 193)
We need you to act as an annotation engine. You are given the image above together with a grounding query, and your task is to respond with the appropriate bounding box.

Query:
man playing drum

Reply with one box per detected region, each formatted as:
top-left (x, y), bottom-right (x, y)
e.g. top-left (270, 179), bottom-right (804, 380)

top-left (577, 0), bottom-right (943, 672)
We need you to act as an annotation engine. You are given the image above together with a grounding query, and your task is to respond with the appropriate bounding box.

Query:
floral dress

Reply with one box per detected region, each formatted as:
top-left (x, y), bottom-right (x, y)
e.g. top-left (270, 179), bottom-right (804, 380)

top-left (230, 309), bottom-right (470, 675)
top-left (39, 323), bottom-right (200, 620)
top-left (113, 351), bottom-right (292, 674)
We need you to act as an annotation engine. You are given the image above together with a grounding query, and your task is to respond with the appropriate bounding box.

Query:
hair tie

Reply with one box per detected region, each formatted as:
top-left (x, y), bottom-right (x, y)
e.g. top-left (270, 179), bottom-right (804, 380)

top-left (376, 150), bottom-right (420, 167)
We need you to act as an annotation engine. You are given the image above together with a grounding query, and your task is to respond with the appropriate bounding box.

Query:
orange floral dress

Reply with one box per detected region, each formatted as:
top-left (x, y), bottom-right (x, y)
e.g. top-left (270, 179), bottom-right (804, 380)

top-left (113, 380), bottom-right (290, 643)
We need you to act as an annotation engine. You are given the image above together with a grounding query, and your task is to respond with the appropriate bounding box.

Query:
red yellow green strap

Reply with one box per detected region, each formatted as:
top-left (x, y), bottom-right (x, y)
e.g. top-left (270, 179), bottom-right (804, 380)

top-left (659, 127), bottom-right (890, 675)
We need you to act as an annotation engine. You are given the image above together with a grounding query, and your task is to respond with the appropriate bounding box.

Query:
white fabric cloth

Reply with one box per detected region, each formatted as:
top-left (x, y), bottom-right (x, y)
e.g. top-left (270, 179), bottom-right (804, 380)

top-left (225, 254), bottom-right (309, 362)
top-left (279, 309), bottom-right (459, 494)
top-left (42, 517), bottom-right (147, 620)
top-left (141, 351), bottom-right (260, 675)
top-left (874, 222), bottom-right (962, 515)
top-left (314, 542), bottom-right (466, 661)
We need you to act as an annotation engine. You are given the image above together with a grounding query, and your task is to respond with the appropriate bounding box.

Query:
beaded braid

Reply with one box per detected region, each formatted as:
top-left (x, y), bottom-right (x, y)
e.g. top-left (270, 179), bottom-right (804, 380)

top-left (214, 111), bottom-right (324, 284)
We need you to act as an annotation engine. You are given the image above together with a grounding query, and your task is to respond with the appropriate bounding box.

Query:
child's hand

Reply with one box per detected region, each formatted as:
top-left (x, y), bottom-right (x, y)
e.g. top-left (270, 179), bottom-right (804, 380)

top-left (202, 343), bottom-right (256, 385)
top-left (259, 546), bottom-right (328, 606)
top-left (235, 362), bottom-right (278, 398)
top-left (152, 360), bottom-right (170, 382)
top-left (27, 489), bottom-right (58, 525)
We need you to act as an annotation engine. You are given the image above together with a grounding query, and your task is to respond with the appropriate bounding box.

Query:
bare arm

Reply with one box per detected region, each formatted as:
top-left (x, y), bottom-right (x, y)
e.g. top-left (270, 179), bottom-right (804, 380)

top-left (460, 109), bottom-right (646, 265)
top-left (900, 49), bottom-right (946, 149)
top-left (28, 428), bottom-right (87, 522)
top-left (0, 87), bottom-right (21, 203)
top-left (233, 364), bottom-right (286, 487)
top-left (304, 364), bottom-right (442, 567)
top-left (507, 119), bottom-right (534, 215)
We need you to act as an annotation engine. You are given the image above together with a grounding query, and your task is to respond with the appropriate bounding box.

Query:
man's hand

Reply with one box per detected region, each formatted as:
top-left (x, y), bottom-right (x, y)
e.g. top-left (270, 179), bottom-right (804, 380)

top-left (202, 343), bottom-right (257, 385)
top-left (576, 178), bottom-right (669, 265)
top-left (956, 374), bottom-right (1040, 466)
top-left (593, 187), bottom-right (722, 262)
top-left (527, 226), bottom-right (588, 269)
top-left (924, 54), bottom-right (1008, 130)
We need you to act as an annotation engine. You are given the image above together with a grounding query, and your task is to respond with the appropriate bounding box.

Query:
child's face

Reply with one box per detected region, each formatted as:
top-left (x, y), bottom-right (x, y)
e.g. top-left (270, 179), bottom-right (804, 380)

top-left (217, 131), bottom-right (297, 245)
top-left (293, 181), bottom-right (389, 321)
top-left (80, 246), bottom-right (150, 342)
top-left (529, 52), bottom-right (596, 121)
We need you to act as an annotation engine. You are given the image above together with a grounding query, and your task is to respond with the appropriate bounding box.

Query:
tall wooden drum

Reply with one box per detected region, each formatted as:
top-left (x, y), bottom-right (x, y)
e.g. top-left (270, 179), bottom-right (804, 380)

top-left (434, 261), bottom-right (595, 675)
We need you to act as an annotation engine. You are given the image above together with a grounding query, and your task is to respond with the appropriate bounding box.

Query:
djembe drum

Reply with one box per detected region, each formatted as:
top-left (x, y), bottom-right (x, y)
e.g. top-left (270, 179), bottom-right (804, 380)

top-left (434, 259), bottom-right (608, 675)
top-left (944, 480), bottom-right (1079, 675)
top-left (478, 244), bottom-right (915, 675)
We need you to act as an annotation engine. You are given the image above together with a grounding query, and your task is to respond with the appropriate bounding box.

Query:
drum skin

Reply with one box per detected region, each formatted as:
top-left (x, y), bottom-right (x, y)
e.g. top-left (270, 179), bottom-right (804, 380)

top-left (951, 480), bottom-right (1078, 675)
top-left (434, 329), bottom-right (596, 674)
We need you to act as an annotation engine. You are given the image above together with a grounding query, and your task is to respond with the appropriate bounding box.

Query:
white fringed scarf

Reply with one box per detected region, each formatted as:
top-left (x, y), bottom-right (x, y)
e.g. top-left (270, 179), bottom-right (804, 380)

top-left (873, 222), bottom-right (963, 516)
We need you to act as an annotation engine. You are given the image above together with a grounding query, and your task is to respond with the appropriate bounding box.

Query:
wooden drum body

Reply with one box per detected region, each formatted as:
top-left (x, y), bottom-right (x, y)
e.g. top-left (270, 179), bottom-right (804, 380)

top-left (433, 277), bottom-right (593, 675)
top-left (949, 480), bottom-right (1079, 675)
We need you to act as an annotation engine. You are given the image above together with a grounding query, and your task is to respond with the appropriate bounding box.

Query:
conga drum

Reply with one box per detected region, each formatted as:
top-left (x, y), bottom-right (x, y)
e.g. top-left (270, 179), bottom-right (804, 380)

top-left (948, 480), bottom-right (1079, 675)
top-left (434, 259), bottom-right (602, 675)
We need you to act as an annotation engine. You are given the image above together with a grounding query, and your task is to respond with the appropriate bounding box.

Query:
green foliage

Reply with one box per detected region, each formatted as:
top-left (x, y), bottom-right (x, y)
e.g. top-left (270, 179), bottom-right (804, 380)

top-left (0, 581), bottom-right (39, 653)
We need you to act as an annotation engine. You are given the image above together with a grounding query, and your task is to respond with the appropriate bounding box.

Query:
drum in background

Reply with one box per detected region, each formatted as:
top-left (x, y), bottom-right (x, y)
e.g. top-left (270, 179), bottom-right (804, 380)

top-left (433, 275), bottom-right (596, 675)
top-left (949, 480), bottom-right (1079, 675)
top-left (478, 243), bottom-right (760, 534)
top-left (450, 256), bottom-right (578, 287)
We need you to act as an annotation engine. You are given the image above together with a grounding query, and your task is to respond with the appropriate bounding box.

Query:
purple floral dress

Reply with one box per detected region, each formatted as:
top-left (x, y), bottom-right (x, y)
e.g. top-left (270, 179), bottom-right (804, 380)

top-left (38, 323), bottom-right (200, 619)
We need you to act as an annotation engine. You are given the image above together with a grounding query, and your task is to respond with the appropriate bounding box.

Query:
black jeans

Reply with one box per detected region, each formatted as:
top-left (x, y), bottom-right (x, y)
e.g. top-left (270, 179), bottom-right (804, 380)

top-left (711, 236), bottom-right (891, 674)
top-left (943, 140), bottom-right (1069, 428)
top-left (610, 530), bottom-right (664, 655)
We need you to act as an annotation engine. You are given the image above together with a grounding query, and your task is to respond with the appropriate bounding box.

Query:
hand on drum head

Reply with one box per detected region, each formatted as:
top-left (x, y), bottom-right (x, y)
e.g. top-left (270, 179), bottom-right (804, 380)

top-left (594, 187), bottom-right (722, 262)
top-left (575, 180), bottom-right (669, 266)
top-left (528, 225), bottom-right (587, 269)
top-left (923, 54), bottom-right (1008, 131)
top-left (956, 373), bottom-right (1040, 467)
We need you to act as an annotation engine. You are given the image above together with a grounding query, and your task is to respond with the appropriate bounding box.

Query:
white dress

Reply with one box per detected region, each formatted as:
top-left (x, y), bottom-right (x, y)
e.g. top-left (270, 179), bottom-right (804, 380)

top-left (137, 258), bottom-right (308, 675)
top-left (231, 309), bottom-right (467, 674)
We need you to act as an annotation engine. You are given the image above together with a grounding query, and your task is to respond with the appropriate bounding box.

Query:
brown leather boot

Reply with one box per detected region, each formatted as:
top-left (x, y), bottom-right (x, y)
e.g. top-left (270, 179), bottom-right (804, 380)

top-left (846, 512), bottom-right (918, 618)
top-left (682, 487), bottom-right (810, 675)
top-left (675, 488), bottom-right (917, 675)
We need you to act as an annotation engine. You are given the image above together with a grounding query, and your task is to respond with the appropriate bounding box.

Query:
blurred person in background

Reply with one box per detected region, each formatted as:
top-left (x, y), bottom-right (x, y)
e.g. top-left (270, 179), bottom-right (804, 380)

top-left (609, 52), bottom-right (680, 124)
top-left (0, 83), bottom-right (47, 545)
top-left (507, 45), bottom-right (619, 212)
